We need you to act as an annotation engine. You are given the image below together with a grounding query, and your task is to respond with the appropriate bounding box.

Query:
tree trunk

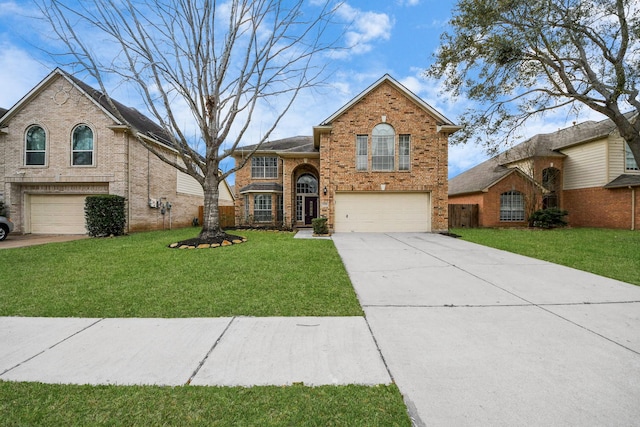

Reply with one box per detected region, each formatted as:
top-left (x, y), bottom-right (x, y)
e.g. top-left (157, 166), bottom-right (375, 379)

top-left (199, 172), bottom-right (224, 240)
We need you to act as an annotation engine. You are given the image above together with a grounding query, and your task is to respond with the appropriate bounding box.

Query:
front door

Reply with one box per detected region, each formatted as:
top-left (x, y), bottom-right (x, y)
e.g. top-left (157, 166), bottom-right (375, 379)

top-left (304, 197), bottom-right (318, 225)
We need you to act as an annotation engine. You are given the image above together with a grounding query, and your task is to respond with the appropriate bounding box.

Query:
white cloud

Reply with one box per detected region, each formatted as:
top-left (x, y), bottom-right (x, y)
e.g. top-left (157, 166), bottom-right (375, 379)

top-left (330, 3), bottom-right (393, 58)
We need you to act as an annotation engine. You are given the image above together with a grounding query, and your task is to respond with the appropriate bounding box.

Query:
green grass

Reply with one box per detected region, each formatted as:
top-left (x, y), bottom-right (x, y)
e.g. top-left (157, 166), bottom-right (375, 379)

top-left (0, 382), bottom-right (410, 426)
top-left (451, 227), bottom-right (640, 285)
top-left (0, 229), bottom-right (362, 317)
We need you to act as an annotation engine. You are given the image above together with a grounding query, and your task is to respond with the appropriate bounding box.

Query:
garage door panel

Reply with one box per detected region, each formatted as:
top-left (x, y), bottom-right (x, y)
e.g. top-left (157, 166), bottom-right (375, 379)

top-left (30, 195), bottom-right (88, 234)
top-left (335, 193), bottom-right (430, 232)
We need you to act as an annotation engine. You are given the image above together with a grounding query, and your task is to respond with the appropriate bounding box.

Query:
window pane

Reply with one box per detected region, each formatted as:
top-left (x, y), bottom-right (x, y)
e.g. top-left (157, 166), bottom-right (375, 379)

top-left (251, 156), bottom-right (278, 178)
top-left (73, 152), bottom-right (93, 166)
top-left (296, 174), bottom-right (318, 194)
top-left (626, 144), bottom-right (639, 171)
top-left (372, 124), bottom-right (394, 171)
top-left (500, 191), bottom-right (525, 221)
top-left (26, 152), bottom-right (45, 166)
top-left (356, 135), bottom-right (368, 171)
top-left (26, 126), bottom-right (46, 150)
top-left (399, 134), bottom-right (410, 171)
top-left (73, 125), bottom-right (93, 150)
top-left (254, 194), bottom-right (272, 222)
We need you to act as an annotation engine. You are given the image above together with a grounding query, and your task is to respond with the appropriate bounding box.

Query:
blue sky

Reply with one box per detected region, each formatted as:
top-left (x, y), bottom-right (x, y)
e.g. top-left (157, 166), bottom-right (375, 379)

top-left (0, 0), bottom-right (601, 181)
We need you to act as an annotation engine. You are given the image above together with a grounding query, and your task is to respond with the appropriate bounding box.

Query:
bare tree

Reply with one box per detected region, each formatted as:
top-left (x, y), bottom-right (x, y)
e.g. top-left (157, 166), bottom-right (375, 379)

top-left (38, 0), bottom-right (340, 241)
top-left (427, 0), bottom-right (640, 164)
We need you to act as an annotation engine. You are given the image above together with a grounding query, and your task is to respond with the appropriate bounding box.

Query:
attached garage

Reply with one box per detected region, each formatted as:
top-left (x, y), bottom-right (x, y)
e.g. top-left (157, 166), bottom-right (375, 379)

top-left (29, 194), bottom-right (88, 234)
top-left (334, 192), bottom-right (431, 232)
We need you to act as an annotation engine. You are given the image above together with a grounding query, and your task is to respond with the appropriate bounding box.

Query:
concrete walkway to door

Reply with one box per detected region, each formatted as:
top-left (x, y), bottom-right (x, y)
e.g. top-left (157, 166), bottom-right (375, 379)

top-left (331, 232), bottom-right (640, 426)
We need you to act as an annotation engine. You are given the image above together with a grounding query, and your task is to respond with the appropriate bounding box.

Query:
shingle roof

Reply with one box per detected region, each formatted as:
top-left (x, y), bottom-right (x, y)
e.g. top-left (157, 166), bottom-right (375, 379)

top-left (604, 174), bottom-right (640, 188)
top-left (235, 136), bottom-right (316, 155)
top-left (0, 108), bottom-right (8, 118)
top-left (64, 71), bottom-right (175, 148)
top-left (449, 157), bottom-right (516, 196)
top-left (449, 114), bottom-right (636, 196)
top-left (239, 182), bottom-right (283, 193)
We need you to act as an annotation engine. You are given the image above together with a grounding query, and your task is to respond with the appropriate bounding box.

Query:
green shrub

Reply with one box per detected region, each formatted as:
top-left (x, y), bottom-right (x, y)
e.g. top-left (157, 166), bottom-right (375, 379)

top-left (84, 195), bottom-right (126, 237)
top-left (529, 207), bottom-right (568, 229)
top-left (312, 217), bottom-right (329, 235)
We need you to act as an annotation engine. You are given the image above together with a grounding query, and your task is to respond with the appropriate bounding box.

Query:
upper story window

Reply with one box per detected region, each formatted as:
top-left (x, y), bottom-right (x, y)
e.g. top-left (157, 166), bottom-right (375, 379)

top-left (372, 123), bottom-right (395, 171)
top-left (399, 134), bottom-right (411, 171)
top-left (25, 125), bottom-right (46, 166)
top-left (500, 190), bottom-right (525, 221)
top-left (356, 135), bottom-right (368, 171)
top-left (251, 156), bottom-right (278, 178)
top-left (625, 143), bottom-right (639, 171)
top-left (72, 124), bottom-right (94, 166)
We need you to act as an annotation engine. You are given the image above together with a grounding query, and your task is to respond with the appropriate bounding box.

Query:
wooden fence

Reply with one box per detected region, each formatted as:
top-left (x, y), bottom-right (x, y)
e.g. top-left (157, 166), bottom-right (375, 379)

top-left (199, 205), bottom-right (236, 229)
top-left (448, 204), bottom-right (479, 228)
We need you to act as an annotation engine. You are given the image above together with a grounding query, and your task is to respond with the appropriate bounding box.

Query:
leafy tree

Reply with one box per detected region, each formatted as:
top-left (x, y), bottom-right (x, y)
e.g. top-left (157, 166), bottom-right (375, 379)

top-left (39, 0), bottom-right (339, 242)
top-left (427, 0), bottom-right (640, 163)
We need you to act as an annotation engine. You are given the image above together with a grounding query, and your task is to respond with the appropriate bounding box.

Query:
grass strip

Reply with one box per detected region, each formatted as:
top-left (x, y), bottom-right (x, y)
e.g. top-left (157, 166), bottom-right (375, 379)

top-left (0, 381), bottom-right (410, 426)
top-left (451, 227), bottom-right (640, 285)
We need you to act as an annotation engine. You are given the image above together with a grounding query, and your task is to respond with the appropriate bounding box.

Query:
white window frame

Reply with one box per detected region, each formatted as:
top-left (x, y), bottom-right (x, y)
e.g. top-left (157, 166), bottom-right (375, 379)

top-left (356, 135), bottom-right (368, 171)
top-left (399, 134), bottom-right (410, 171)
top-left (371, 124), bottom-right (395, 171)
top-left (625, 143), bottom-right (639, 171)
top-left (500, 191), bottom-right (525, 221)
top-left (251, 156), bottom-right (278, 178)
top-left (25, 125), bottom-right (47, 166)
top-left (254, 194), bottom-right (272, 222)
top-left (71, 124), bottom-right (95, 166)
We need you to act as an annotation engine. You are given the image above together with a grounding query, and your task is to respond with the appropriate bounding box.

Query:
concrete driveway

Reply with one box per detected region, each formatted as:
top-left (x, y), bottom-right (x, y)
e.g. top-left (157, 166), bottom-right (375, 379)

top-left (0, 234), bottom-right (88, 249)
top-left (332, 232), bottom-right (640, 426)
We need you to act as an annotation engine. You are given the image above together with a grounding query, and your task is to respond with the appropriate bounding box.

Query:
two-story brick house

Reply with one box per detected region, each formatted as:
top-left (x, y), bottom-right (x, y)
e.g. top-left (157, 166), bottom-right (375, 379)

top-left (0, 68), bottom-right (233, 235)
top-left (234, 75), bottom-right (459, 233)
top-left (449, 115), bottom-right (640, 229)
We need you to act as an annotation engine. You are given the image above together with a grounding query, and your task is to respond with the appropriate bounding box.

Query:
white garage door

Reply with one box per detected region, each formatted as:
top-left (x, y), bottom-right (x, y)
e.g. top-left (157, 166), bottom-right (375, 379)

top-left (334, 192), bottom-right (431, 232)
top-left (30, 195), bottom-right (87, 234)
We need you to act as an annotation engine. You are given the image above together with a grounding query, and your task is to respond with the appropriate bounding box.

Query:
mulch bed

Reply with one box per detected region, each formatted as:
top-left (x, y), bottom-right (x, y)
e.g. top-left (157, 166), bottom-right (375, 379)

top-left (168, 233), bottom-right (246, 249)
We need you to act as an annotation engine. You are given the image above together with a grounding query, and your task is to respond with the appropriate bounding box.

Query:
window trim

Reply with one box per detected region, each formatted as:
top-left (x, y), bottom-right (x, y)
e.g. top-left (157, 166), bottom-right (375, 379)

top-left (253, 194), bottom-right (273, 222)
top-left (399, 134), bottom-right (411, 171)
top-left (251, 156), bottom-right (279, 179)
top-left (356, 134), bottom-right (368, 171)
top-left (500, 190), bottom-right (525, 222)
top-left (25, 124), bottom-right (47, 167)
top-left (371, 123), bottom-right (395, 171)
top-left (71, 124), bottom-right (95, 167)
top-left (625, 143), bottom-right (639, 171)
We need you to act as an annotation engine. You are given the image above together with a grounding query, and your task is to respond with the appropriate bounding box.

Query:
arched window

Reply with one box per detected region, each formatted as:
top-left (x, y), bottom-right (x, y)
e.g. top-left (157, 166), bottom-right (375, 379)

top-left (25, 125), bottom-right (46, 166)
top-left (72, 124), bottom-right (94, 166)
top-left (372, 123), bottom-right (395, 171)
top-left (500, 190), bottom-right (525, 221)
top-left (296, 174), bottom-right (318, 194)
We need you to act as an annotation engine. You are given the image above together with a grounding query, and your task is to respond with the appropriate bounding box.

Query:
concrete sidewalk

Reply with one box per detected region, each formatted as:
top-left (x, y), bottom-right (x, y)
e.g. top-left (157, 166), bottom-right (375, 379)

top-left (0, 316), bottom-right (390, 387)
top-left (332, 232), bottom-right (640, 426)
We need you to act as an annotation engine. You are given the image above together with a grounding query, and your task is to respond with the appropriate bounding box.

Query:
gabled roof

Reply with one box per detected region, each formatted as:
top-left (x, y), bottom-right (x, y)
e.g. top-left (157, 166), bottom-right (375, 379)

top-left (449, 157), bottom-right (527, 196)
top-left (313, 74), bottom-right (460, 148)
top-left (0, 68), bottom-right (174, 149)
top-left (319, 74), bottom-right (458, 127)
top-left (449, 114), bottom-right (637, 196)
top-left (234, 136), bottom-right (316, 156)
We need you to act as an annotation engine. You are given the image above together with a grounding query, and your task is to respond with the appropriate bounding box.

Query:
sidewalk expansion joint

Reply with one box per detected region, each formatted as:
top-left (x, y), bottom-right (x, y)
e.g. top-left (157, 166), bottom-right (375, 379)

top-left (0, 318), bottom-right (104, 377)
top-left (185, 317), bottom-right (235, 385)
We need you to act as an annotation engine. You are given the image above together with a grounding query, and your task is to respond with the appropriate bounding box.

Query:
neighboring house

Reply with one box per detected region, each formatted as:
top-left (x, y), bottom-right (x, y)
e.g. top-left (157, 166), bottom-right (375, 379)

top-left (449, 115), bottom-right (640, 229)
top-left (0, 68), bottom-right (233, 235)
top-left (233, 74), bottom-right (460, 233)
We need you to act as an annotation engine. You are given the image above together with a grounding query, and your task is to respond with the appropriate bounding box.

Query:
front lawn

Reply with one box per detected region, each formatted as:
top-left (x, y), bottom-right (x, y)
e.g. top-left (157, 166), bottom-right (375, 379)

top-left (451, 227), bottom-right (640, 286)
top-left (0, 229), bottom-right (362, 317)
top-left (0, 382), bottom-right (410, 426)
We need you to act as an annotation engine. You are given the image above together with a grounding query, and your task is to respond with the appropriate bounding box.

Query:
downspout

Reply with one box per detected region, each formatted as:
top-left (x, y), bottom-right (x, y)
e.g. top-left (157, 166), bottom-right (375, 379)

top-left (631, 186), bottom-right (636, 231)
